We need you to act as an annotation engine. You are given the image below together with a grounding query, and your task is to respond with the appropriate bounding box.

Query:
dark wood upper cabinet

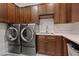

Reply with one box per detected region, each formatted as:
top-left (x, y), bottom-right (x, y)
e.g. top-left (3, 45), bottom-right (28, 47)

top-left (60, 3), bottom-right (71, 23)
top-left (38, 3), bottom-right (55, 14)
top-left (38, 4), bottom-right (47, 15)
top-left (15, 6), bottom-right (20, 23)
top-left (54, 4), bottom-right (60, 24)
top-left (0, 3), bottom-right (20, 23)
top-left (54, 3), bottom-right (72, 24)
top-left (0, 3), bottom-right (8, 23)
top-left (7, 3), bottom-right (16, 23)
top-left (46, 3), bottom-right (55, 13)
top-left (38, 3), bottom-right (72, 24)
top-left (31, 5), bottom-right (39, 23)
top-left (66, 4), bottom-right (72, 23)
top-left (19, 6), bottom-right (31, 23)
top-left (19, 8), bottom-right (24, 23)
top-left (72, 3), bottom-right (79, 22)
top-left (24, 7), bottom-right (31, 23)
top-left (0, 3), bottom-right (73, 24)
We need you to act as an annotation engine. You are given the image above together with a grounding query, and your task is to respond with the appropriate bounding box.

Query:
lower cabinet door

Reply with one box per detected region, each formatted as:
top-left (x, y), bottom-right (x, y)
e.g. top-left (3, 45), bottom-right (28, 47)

top-left (36, 35), bottom-right (63, 56)
top-left (37, 41), bottom-right (45, 54)
top-left (45, 41), bottom-right (56, 56)
top-left (63, 37), bottom-right (68, 56)
top-left (44, 36), bottom-right (56, 56)
top-left (36, 36), bottom-right (46, 54)
top-left (55, 37), bottom-right (63, 56)
top-left (45, 36), bottom-right (63, 56)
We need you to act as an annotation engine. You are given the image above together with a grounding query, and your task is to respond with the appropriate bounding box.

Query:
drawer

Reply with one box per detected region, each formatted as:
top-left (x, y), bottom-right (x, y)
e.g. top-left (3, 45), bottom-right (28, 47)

top-left (37, 35), bottom-right (45, 39)
top-left (46, 36), bottom-right (56, 39)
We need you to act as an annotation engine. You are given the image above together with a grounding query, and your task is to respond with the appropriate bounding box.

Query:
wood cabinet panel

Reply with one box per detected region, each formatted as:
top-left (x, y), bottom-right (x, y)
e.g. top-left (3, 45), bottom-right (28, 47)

top-left (24, 7), bottom-right (31, 23)
top-left (66, 4), bottom-right (72, 23)
top-left (36, 35), bottom-right (46, 54)
top-left (55, 36), bottom-right (63, 56)
top-left (45, 36), bottom-right (56, 55)
top-left (0, 3), bottom-right (8, 23)
top-left (38, 4), bottom-right (47, 14)
top-left (60, 4), bottom-right (67, 23)
top-left (63, 37), bottom-right (68, 56)
top-left (38, 3), bottom-right (55, 14)
top-left (36, 35), bottom-right (63, 56)
top-left (31, 5), bottom-right (39, 23)
top-left (19, 8), bottom-right (24, 23)
top-left (0, 3), bottom-right (20, 23)
top-left (54, 3), bottom-right (72, 24)
top-left (15, 6), bottom-right (20, 23)
top-left (19, 6), bottom-right (31, 23)
top-left (54, 4), bottom-right (60, 23)
top-left (46, 3), bottom-right (55, 13)
top-left (60, 4), bottom-right (71, 23)
top-left (7, 3), bottom-right (16, 23)
top-left (0, 3), bottom-right (72, 24)
top-left (72, 3), bottom-right (79, 22)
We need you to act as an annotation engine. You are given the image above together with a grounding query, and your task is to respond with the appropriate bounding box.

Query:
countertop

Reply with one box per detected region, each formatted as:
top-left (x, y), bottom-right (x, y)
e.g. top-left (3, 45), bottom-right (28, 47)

top-left (36, 33), bottom-right (79, 45)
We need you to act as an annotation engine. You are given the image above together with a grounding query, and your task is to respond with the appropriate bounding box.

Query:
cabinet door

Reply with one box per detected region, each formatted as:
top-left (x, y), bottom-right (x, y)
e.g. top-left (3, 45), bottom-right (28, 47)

top-left (45, 36), bottom-right (56, 55)
top-left (63, 37), bottom-right (68, 56)
top-left (7, 3), bottom-right (16, 23)
top-left (54, 4), bottom-right (60, 24)
top-left (55, 3), bottom-right (71, 24)
top-left (0, 3), bottom-right (8, 22)
top-left (31, 5), bottom-right (39, 23)
top-left (19, 8), bottom-right (24, 23)
top-left (66, 4), bottom-right (72, 23)
top-left (24, 7), bottom-right (31, 23)
top-left (72, 3), bottom-right (79, 22)
top-left (46, 3), bottom-right (55, 13)
top-left (59, 4), bottom-right (67, 23)
top-left (59, 3), bottom-right (71, 23)
top-left (55, 36), bottom-right (63, 56)
top-left (36, 35), bottom-right (46, 54)
top-left (38, 4), bottom-right (47, 14)
top-left (45, 36), bottom-right (63, 56)
top-left (15, 6), bottom-right (20, 23)
top-left (55, 3), bottom-right (66, 24)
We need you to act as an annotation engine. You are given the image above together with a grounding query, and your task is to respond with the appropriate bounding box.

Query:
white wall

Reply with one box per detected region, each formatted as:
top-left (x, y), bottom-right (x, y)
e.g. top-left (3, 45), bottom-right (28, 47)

top-left (54, 22), bottom-right (79, 34)
top-left (38, 19), bottom-right (72, 34)
top-left (54, 23), bottom-right (72, 34)
top-left (38, 18), bottom-right (79, 34)
top-left (71, 22), bottom-right (79, 34)
top-left (0, 23), bottom-right (8, 55)
top-left (39, 19), bottom-right (54, 34)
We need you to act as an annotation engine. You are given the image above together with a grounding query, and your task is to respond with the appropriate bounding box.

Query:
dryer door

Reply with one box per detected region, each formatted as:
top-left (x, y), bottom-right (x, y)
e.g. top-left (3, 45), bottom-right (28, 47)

top-left (7, 27), bottom-right (18, 41)
top-left (21, 27), bottom-right (33, 42)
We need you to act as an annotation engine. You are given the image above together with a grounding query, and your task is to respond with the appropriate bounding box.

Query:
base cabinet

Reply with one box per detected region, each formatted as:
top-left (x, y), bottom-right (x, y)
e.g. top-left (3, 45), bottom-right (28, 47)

top-left (36, 36), bottom-right (46, 54)
top-left (36, 35), bottom-right (63, 56)
top-left (45, 38), bottom-right (56, 55)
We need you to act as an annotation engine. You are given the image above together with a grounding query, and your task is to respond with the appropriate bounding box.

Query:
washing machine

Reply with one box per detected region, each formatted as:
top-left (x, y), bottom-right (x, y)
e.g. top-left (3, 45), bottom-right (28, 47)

top-left (20, 24), bottom-right (36, 56)
top-left (6, 24), bottom-right (21, 54)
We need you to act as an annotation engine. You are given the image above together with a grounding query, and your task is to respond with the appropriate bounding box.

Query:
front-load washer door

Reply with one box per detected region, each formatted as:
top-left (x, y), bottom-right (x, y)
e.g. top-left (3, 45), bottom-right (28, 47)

top-left (7, 27), bottom-right (18, 41)
top-left (21, 27), bottom-right (33, 42)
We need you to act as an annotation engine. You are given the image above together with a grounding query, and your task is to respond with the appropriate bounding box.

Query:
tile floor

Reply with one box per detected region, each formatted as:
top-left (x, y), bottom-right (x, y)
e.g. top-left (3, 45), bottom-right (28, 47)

top-left (1, 53), bottom-right (48, 56)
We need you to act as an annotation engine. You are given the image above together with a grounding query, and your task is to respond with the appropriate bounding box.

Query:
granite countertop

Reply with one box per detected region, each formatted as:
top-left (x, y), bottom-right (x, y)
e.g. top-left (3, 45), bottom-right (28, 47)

top-left (36, 33), bottom-right (79, 45)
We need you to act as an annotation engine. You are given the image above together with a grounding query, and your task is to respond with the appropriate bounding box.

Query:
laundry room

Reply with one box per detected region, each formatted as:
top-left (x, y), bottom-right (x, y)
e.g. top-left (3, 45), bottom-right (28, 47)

top-left (0, 2), bottom-right (79, 56)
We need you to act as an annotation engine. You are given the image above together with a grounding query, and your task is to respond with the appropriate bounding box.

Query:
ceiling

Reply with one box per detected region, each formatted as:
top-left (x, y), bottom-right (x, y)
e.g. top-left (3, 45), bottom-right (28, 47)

top-left (15, 3), bottom-right (41, 7)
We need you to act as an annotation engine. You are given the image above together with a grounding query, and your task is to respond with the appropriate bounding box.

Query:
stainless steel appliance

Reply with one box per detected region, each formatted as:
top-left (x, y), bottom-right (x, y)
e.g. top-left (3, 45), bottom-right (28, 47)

top-left (6, 24), bottom-right (36, 56)
top-left (20, 24), bottom-right (36, 56)
top-left (67, 43), bottom-right (79, 56)
top-left (6, 24), bottom-right (21, 54)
